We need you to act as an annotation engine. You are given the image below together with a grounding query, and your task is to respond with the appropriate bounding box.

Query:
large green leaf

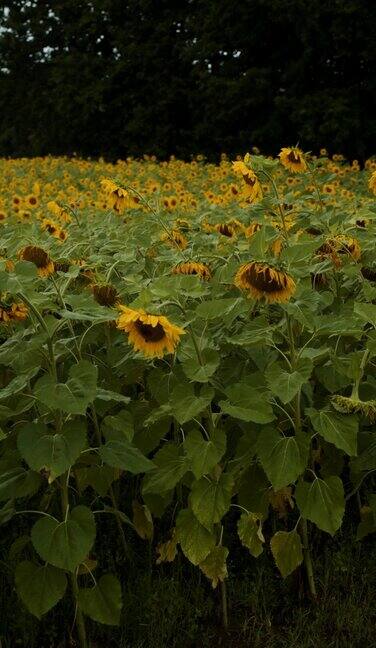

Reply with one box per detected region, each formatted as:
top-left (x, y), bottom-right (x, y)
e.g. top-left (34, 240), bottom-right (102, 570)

top-left (266, 358), bottom-right (313, 404)
top-left (143, 444), bottom-right (190, 495)
top-left (99, 438), bottom-right (154, 474)
top-left (184, 428), bottom-right (226, 479)
top-left (180, 347), bottom-right (220, 383)
top-left (31, 505), bottom-right (96, 571)
top-left (15, 561), bottom-right (67, 619)
top-left (256, 429), bottom-right (309, 490)
top-left (176, 508), bottom-right (216, 565)
top-left (295, 476), bottom-right (345, 535)
top-left (33, 360), bottom-right (98, 414)
top-left (219, 384), bottom-right (275, 423)
top-left (306, 408), bottom-right (357, 456)
top-left (78, 574), bottom-right (122, 626)
top-left (0, 368), bottom-right (39, 401)
top-left (199, 546), bottom-right (228, 588)
top-left (171, 383), bottom-right (214, 424)
top-left (17, 419), bottom-right (87, 480)
top-left (190, 472), bottom-right (234, 528)
top-left (237, 513), bottom-right (264, 557)
top-left (0, 466), bottom-right (41, 501)
top-left (270, 530), bottom-right (304, 578)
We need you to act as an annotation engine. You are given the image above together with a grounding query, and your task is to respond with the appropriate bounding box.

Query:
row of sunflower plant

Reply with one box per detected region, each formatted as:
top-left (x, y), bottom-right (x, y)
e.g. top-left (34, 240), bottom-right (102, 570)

top-left (0, 147), bottom-right (376, 646)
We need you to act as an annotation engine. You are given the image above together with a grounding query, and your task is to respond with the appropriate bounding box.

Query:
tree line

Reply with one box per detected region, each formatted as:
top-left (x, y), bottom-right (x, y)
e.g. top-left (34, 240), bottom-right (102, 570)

top-left (0, 0), bottom-right (375, 160)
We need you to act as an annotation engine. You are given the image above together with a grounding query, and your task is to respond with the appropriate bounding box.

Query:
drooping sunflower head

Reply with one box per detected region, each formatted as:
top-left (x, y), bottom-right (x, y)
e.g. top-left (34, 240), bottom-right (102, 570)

top-left (9, 302), bottom-right (28, 321)
top-left (116, 306), bottom-right (185, 358)
top-left (234, 262), bottom-right (296, 303)
top-left (232, 161), bottom-right (263, 203)
top-left (245, 222), bottom-right (262, 238)
top-left (91, 283), bottom-right (119, 307)
top-left (100, 178), bottom-right (129, 213)
top-left (316, 236), bottom-right (361, 266)
top-left (18, 245), bottom-right (54, 277)
top-left (331, 395), bottom-right (376, 422)
top-left (279, 147), bottom-right (307, 173)
top-left (172, 261), bottom-right (211, 280)
top-left (161, 229), bottom-right (188, 250)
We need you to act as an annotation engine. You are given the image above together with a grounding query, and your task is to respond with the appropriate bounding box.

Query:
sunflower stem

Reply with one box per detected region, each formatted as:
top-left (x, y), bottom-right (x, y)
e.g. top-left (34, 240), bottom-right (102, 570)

top-left (298, 518), bottom-right (317, 601)
top-left (260, 169), bottom-right (289, 246)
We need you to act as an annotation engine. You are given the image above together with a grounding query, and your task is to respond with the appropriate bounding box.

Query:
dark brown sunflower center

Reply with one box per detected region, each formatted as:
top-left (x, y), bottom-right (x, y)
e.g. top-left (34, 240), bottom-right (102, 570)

top-left (135, 320), bottom-right (166, 342)
top-left (93, 284), bottom-right (118, 306)
top-left (287, 151), bottom-right (301, 164)
top-left (22, 246), bottom-right (49, 268)
top-left (219, 224), bottom-right (233, 237)
top-left (46, 224), bottom-right (56, 233)
top-left (245, 265), bottom-right (287, 292)
top-left (243, 174), bottom-right (256, 187)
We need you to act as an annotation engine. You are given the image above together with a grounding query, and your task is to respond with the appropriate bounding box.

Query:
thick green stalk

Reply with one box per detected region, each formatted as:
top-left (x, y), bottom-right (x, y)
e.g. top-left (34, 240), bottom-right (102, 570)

top-left (299, 519), bottom-right (317, 600)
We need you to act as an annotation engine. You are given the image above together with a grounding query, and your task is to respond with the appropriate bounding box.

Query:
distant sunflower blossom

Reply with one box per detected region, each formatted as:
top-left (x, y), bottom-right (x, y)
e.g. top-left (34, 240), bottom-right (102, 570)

top-left (91, 283), bottom-right (119, 307)
top-left (18, 245), bottom-right (54, 277)
top-left (279, 147), bottom-right (307, 173)
top-left (117, 306), bottom-right (185, 358)
top-left (172, 261), bottom-right (211, 280)
top-left (235, 262), bottom-right (295, 303)
top-left (368, 170), bottom-right (376, 195)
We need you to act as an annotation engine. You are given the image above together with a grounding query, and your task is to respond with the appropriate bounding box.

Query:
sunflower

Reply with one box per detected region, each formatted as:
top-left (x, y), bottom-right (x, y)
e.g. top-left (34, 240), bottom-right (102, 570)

top-left (26, 194), bottom-right (38, 208)
top-left (214, 223), bottom-right (236, 238)
top-left (245, 222), bottom-right (262, 238)
top-left (279, 147), bottom-right (307, 173)
top-left (117, 306), bottom-right (185, 358)
top-left (234, 262), bottom-right (295, 303)
top-left (9, 302), bottom-right (28, 321)
top-left (18, 245), bottom-right (54, 277)
top-left (172, 261), bottom-right (211, 280)
top-left (161, 229), bottom-right (188, 250)
top-left (100, 178), bottom-right (129, 213)
top-left (91, 283), bottom-right (119, 307)
top-left (331, 395), bottom-right (376, 422)
top-left (368, 170), bottom-right (376, 195)
top-left (316, 236), bottom-right (361, 266)
top-left (232, 161), bottom-right (263, 203)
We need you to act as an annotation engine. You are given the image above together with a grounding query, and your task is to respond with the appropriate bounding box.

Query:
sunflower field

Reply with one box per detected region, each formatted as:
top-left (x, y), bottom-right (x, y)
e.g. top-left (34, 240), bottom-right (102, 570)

top-left (1, 148), bottom-right (376, 646)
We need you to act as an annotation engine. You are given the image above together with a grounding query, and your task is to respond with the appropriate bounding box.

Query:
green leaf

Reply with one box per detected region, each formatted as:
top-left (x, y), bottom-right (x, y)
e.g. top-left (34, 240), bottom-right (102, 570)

top-left (195, 297), bottom-right (247, 320)
top-left (15, 561), bottom-right (67, 619)
top-left (0, 368), bottom-right (39, 401)
top-left (190, 472), bottom-right (234, 528)
top-left (143, 444), bottom-right (190, 495)
top-left (31, 505), bottom-right (96, 571)
top-left (354, 302), bottom-right (376, 327)
top-left (184, 428), bottom-right (226, 479)
top-left (75, 465), bottom-right (117, 497)
top-left (237, 464), bottom-right (270, 517)
top-left (266, 358), bottom-right (313, 404)
top-left (180, 347), bottom-right (220, 383)
top-left (17, 420), bottom-right (87, 480)
top-left (237, 513), bottom-right (264, 557)
top-left (256, 430), bottom-right (309, 490)
top-left (0, 499), bottom-right (16, 524)
top-left (270, 530), bottom-right (303, 578)
top-left (199, 546), bottom-right (228, 588)
top-left (99, 438), bottom-right (154, 474)
top-left (0, 467), bottom-right (41, 501)
top-left (219, 384), bottom-right (275, 423)
top-left (295, 477), bottom-right (345, 535)
top-left (95, 388), bottom-right (130, 404)
top-left (306, 408), bottom-right (357, 456)
top-left (171, 383), bottom-right (214, 425)
top-left (33, 360), bottom-right (98, 414)
top-left (176, 508), bottom-right (216, 565)
top-left (78, 574), bottom-right (122, 626)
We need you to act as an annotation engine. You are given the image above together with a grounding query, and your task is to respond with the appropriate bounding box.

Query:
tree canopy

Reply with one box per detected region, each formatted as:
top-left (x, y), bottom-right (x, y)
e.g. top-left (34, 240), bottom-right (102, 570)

top-left (0, 0), bottom-right (375, 159)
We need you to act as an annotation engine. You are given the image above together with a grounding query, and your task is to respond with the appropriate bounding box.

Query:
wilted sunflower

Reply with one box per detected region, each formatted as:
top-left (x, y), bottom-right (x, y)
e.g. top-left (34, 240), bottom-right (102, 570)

top-left (316, 236), bottom-right (361, 266)
top-left (91, 283), bottom-right (119, 307)
top-left (172, 261), bottom-right (211, 280)
top-left (214, 223), bottom-right (236, 238)
top-left (279, 147), bottom-right (307, 173)
top-left (117, 306), bottom-right (185, 358)
top-left (101, 178), bottom-right (129, 213)
top-left (161, 229), bottom-right (188, 250)
top-left (18, 245), bottom-right (54, 277)
top-left (8, 302), bottom-right (28, 321)
top-left (245, 222), bottom-right (262, 238)
top-left (235, 262), bottom-right (296, 303)
top-left (368, 170), bottom-right (376, 195)
top-left (331, 395), bottom-right (376, 422)
top-left (232, 161), bottom-right (263, 203)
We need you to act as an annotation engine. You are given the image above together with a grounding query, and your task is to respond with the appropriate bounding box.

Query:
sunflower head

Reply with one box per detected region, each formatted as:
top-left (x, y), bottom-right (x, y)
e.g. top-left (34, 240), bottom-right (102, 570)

top-left (161, 229), bottom-right (188, 250)
top-left (18, 245), bottom-right (54, 277)
top-left (331, 395), bottom-right (376, 422)
top-left (91, 283), bottom-right (119, 307)
top-left (117, 306), bottom-right (185, 358)
top-left (215, 223), bottom-right (236, 238)
top-left (172, 261), bottom-right (211, 280)
top-left (279, 147), bottom-right (307, 173)
top-left (368, 170), bottom-right (376, 195)
top-left (245, 222), bottom-right (262, 238)
top-left (235, 262), bottom-right (296, 303)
